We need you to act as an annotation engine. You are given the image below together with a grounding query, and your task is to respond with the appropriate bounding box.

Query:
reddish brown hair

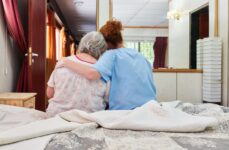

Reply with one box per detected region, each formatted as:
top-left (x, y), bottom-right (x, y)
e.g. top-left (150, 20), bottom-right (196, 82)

top-left (99, 20), bottom-right (123, 48)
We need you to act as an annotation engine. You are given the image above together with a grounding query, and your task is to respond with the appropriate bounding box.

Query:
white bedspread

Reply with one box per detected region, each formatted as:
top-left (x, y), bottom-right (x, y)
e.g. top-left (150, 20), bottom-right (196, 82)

top-left (0, 116), bottom-right (81, 145)
top-left (0, 101), bottom-right (218, 148)
top-left (0, 104), bottom-right (47, 132)
top-left (60, 100), bottom-right (218, 132)
top-left (0, 135), bottom-right (54, 150)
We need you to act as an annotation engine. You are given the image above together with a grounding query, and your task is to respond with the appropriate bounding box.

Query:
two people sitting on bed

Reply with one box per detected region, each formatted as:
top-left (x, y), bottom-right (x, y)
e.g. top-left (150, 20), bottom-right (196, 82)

top-left (53, 20), bottom-right (156, 112)
top-left (46, 31), bottom-right (109, 117)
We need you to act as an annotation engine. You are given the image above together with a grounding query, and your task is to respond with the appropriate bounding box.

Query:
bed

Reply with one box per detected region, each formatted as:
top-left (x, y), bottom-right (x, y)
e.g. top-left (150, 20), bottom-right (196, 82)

top-left (1, 101), bottom-right (229, 150)
top-left (0, 104), bottom-right (47, 132)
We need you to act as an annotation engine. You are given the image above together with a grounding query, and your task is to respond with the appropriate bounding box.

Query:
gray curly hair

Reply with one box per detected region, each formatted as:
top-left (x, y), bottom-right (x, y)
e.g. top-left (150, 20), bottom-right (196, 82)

top-left (78, 31), bottom-right (107, 59)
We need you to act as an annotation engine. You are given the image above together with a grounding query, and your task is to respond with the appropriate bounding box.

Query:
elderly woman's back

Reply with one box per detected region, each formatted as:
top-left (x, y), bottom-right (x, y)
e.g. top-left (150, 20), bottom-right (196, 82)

top-left (46, 31), bottom-right (108, 117)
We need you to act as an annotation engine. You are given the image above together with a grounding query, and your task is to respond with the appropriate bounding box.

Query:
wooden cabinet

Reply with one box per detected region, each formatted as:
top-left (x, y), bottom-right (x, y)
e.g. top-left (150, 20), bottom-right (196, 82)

top-left (154, 73), bottom-right (177, 102)
top-left (154, 71), bottom-right (202, 103)
top-left (177, 73), bottom-right (202, 103)
top-left (0, 93), bottom-right (36, 109)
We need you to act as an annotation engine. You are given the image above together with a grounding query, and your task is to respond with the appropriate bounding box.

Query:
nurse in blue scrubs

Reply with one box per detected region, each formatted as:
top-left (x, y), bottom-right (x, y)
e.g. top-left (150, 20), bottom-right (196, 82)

top-left (57, 20), bottom-right (157, 110)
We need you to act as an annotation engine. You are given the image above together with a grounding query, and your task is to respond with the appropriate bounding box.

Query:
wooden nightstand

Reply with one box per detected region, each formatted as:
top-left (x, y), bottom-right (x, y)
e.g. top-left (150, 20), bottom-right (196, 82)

top-left (0, 93), bottom-right (36, 109)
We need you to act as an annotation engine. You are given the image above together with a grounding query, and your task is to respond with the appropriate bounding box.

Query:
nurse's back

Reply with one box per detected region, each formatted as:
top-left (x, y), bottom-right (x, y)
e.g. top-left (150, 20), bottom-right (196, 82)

top-left (95, 20), bottom-right (157, 110)
top-left (111, 48), bottom-right (156, 109)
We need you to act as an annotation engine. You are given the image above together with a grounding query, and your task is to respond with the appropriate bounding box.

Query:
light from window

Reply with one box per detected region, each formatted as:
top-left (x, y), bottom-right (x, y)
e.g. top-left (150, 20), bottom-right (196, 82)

top-left (125, 41), bottom-right (154, 65)
top-left (125, 42), bottom-right (139, 51)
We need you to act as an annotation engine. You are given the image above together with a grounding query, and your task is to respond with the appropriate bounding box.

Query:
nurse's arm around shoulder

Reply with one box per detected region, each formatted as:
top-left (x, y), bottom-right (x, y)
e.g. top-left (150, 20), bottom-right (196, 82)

top-left (56, 52), bottom-right (114, 82)
top-left (56, 58), bottom-right (101, 80)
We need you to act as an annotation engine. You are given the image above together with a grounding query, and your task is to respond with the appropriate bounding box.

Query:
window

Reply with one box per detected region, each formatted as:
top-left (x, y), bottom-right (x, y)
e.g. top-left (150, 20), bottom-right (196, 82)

top-left (55, 28), bottom-right (61, 60)
top-left (125, 41), bottom-right (155, 65)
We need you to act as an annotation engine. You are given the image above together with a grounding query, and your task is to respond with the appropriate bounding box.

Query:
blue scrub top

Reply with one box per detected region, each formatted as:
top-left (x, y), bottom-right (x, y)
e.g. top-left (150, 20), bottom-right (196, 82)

top-left (93, 48), bottom-right (156, 110)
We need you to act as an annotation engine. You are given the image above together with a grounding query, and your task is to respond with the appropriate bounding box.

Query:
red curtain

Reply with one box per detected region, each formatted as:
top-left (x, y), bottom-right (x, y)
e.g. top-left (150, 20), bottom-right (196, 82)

top-left (153, 37), bottom-right (168, 69)
top-left (2, 0), bottom-right (29, 91)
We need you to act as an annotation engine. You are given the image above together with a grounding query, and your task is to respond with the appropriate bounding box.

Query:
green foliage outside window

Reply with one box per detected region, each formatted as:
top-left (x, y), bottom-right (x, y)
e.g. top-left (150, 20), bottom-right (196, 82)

top-left (125, 42), bottom-right (154, 65)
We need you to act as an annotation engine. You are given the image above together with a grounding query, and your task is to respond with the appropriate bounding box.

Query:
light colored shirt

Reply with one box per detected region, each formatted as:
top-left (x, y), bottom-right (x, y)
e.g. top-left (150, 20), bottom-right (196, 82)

top-left (93, 48), bottom-right (156, 110)
top-left (46, 55), bottom-right (109, 117)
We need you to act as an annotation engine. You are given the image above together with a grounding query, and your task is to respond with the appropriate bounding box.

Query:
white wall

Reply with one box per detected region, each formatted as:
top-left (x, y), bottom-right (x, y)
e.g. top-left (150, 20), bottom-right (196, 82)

top-left (168, 0), bottom-right (209, 68)
top-left (218, 0), bottom-right (229, 106)
top-left (123, 28), bottom-right (168, 41)
top-left (169, 0), bottom-right (229, 106)
top-left (98, 0), bottom-right (169, 42)
top-left (0, 3), bottom-right (21, 92)
top-left (98, 0), bottom-right (110, 29)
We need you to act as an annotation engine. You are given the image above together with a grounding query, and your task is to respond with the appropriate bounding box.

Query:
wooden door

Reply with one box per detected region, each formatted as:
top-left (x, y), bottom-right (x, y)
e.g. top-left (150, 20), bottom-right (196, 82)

top-left (199, 12), bottom-right (209, 39)
top-left (28, 0), bottom-right (46, 111)
top-left (190, 6), bottom-right (209, 69)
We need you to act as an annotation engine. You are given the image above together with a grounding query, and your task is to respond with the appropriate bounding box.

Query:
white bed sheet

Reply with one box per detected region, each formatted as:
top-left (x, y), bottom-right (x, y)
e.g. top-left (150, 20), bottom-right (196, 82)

top-left (0, 104), bottom-right (47, 132)
top-left (0, 134), bottom-right (54, 150)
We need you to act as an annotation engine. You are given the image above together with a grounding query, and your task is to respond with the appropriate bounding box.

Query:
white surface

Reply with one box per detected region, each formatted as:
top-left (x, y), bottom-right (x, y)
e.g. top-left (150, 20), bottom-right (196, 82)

top-left (60, 101), bottom-right (217, 132)
top-left (177, 73), bottom-right (202, 103)
top-left (168, 0), bottom-right (209, 68)
top-left (197, 39), bottom-right (203, 69)
top-left (0, 105), bottom-right (51, 150)
top-left (203, 83), bottom-right (221, 88)
top-left (0, 135), bottom-right (54, 150)
top-left (0, 105), bottom-right (77, 149)
top-left (202, 38), bottom-right (222, 103)
top-left (218, 0), bottom-right (229, 106)
top-left (98, 0), bottom-right (169, 41)
top-left (0, 116), bottom-right (81, 145)
top-left (98, 0), bottom-right (110, 28)
top-left (0, 101), bottom-right (218, 147)
top-left (123, 28), bottom-right (168, 42)
top-left (0, 2), bottom-right (21, 92)
top-left (113, 0), bottom-right (168, 26)
top-left (154, 72), bottom-right (203, 103)
top-left (168, 0), bottom-right (229, 106)
top-left (0, 105), bottom-right (47, 132)
top-left (154, 73), bottom-right (177, 102)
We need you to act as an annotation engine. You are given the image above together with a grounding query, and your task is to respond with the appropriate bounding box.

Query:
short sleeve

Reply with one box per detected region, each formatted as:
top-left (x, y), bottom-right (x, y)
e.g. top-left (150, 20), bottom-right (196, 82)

top-left (47, 71), bottom-right (55, 87)
top-left (93, 51), bottom-right (115, 82)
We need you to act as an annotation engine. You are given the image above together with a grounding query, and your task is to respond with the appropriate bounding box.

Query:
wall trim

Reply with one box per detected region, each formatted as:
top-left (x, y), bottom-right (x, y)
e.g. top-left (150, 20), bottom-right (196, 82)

top-left (214, 0), bottom-right (219, 37)
top-left (227, 0), bottom-right (229, 106)
top-left (96, 0), bottom-right (99, 31)
top-left (109, 0), bottom-right (113, 20)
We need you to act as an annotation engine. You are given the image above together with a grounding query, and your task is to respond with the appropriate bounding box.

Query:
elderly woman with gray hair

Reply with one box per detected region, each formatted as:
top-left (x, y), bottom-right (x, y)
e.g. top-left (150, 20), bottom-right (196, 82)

top-left (46, 31), bottom-right (109, 117)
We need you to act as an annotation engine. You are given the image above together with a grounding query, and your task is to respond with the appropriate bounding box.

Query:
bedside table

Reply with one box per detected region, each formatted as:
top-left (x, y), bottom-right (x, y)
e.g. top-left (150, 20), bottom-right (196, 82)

top-left (0, 93), bottom-right (36, 109)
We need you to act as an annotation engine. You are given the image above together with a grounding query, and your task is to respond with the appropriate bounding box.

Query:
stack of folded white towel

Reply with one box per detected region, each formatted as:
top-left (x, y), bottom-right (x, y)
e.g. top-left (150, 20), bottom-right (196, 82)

top-left (197, 39), bottom-right (204, 69)
top-left (200, 37), bottom-right (222, 103)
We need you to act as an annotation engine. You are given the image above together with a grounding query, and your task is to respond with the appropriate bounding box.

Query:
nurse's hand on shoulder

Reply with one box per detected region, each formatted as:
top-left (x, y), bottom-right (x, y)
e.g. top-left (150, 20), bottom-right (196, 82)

top-left (55, 57), bottom-right (67, 69)
top-left (55, 57), bottom-right (75, 70)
